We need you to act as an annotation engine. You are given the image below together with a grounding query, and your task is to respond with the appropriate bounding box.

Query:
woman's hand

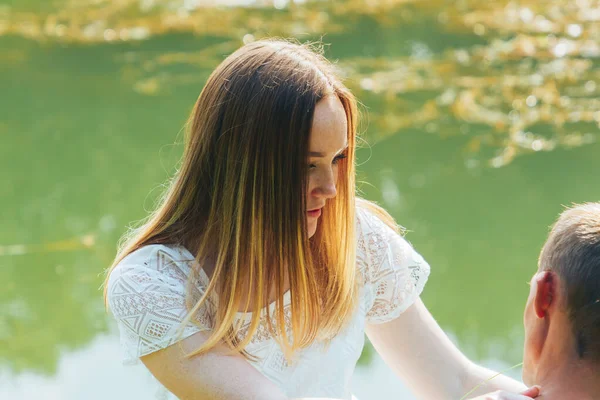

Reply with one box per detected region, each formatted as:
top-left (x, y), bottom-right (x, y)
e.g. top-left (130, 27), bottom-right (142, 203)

top-left (468, 386), bottom-right (541, 399)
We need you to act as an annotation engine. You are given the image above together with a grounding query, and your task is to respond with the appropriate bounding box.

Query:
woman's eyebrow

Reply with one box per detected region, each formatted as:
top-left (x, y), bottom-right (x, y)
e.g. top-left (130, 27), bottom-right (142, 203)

top-left (309, 146), bottom-right (348, 158)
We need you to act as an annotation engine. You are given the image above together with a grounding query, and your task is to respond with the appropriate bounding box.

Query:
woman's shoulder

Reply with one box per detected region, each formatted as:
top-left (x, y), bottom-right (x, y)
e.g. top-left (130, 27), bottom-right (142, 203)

top-left (106, 244), bottom-right (198, 303)
top-left (355, 201), bottom-right (407, 263)
top-left (354, 200), bottom-right (429, 283)
top-left (355, 200), bottom-right (402, 235)
top-left (354, 201), bottom-right (431, 323)
top-left (111, 244), bottom-right (193, 277)
top-left (105, 244), bottom-right (210, 364)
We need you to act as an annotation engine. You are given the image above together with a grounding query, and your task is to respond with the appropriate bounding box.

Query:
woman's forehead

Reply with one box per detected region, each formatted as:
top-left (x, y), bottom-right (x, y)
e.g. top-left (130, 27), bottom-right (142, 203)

top-left (309, 96), bottom-right (348, 153)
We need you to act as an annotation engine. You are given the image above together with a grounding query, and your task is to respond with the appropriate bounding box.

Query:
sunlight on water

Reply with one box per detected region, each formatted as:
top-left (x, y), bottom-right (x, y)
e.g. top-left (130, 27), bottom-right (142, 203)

top-left (4, 0), bottom-right (596, 165)
top-left (0, 235), bottom-right (96, 256)
top-left (0, 329), bottom-right (520, 400)
top-left (1, 1), bottom-right (599, 399)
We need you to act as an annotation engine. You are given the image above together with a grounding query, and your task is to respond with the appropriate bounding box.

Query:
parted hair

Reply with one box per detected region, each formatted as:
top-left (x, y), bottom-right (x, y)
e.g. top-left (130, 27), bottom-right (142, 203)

top-left (539, 202), bottom-right (600, 362)
top-left (103, 38), bottom-right (372, 361)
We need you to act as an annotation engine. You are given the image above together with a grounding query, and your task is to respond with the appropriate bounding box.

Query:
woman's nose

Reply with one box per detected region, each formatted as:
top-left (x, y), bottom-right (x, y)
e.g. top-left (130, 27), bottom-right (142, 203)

top-left (313, 170), bottom-right (337, 199)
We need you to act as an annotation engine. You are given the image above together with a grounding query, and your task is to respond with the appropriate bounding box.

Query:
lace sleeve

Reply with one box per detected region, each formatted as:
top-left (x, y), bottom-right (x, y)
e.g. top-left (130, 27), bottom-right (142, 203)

top-left (106, 245), bottom-right (211, 365)
top-left (356, 207), bottom-right (431, 325)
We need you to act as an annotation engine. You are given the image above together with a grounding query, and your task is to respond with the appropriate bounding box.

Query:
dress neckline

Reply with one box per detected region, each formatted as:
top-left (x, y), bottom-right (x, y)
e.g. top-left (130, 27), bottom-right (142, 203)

top-left (175, 245), bottom-right (292, 320)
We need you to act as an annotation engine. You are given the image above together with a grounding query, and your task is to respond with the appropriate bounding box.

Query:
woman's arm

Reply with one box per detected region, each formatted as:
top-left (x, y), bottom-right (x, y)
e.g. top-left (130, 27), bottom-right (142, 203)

top-left (141, 330), bottom-right (289, 400)
top-left (366, 298), bottom-right (530, 400)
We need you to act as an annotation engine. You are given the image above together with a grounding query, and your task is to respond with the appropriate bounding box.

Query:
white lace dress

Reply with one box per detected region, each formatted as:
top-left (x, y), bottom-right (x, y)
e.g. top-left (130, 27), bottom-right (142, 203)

top-left (106, 207), bottom-right (430, 400)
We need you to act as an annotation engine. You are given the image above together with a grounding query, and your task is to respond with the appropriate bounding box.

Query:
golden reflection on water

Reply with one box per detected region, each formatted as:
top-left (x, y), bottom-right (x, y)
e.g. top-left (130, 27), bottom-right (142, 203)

top-left (0, 235), bottom-right (96, 256)
top-left (2, 0), bottom-right (599, 168)
top-left (3, 1), bottom-right (599, 44)
top-left (2, 1), bottom-right (600, 381)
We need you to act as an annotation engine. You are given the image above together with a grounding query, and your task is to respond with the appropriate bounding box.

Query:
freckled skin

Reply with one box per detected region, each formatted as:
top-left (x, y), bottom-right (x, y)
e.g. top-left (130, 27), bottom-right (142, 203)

top-left (306, 95), bottom-right (348, 238)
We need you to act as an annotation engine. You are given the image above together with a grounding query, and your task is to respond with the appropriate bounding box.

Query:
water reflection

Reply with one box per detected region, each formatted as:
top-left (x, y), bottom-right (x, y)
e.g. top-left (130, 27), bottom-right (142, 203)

top-left (0, 334), bottom-right (161, 400)
top-left (1, 0), bottom-right (600, 397)
top-left (0, 329), bottom-right (519, 400)
top-left (4, 1), bottom-right (599, 167)
top-left (2, 251), bottom-right (110, 375)
top-left (6, 0), bottom-right (590, 166)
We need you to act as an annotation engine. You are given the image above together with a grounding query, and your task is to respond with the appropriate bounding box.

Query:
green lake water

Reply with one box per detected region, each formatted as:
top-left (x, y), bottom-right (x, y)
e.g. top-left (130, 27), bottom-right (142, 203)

top-left (2, 1), bottom-right (600, 398)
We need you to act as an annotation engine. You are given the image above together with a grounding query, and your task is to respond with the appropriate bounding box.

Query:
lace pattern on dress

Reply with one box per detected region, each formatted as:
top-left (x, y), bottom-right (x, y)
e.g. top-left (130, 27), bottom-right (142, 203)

top-left (108, 206), bottom-right (430, 361)
top-left (355, 207), bottom-right (431, 324)
top-left (235, 304), bottom-right (293, 347)
top-left (107, 246), bottom-right (210, 364)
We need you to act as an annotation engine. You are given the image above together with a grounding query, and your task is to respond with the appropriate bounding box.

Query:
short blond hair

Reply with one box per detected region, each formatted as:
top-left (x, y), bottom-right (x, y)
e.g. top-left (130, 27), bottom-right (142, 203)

top-left (539, 203), bottom-right (600, 362)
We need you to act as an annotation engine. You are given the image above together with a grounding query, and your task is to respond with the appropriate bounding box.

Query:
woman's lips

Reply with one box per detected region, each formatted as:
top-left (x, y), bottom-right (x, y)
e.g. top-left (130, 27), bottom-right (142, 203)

top-left (307, 208), bottom-right (322, 218)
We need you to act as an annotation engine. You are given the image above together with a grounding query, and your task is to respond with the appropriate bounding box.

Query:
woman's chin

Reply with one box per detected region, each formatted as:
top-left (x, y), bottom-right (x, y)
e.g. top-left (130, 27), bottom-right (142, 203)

top-left (307, 222), bottom-right (318, 238)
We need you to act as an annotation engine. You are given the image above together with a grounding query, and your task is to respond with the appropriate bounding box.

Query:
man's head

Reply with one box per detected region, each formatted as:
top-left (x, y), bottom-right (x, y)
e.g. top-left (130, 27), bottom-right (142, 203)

top-left (523, 203), bottom-right (600, 385)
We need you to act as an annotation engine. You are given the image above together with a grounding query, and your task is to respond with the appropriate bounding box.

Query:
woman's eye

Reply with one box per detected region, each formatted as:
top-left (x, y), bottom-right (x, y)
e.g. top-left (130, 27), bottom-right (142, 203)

top-left (332, 154), bottom-right (347, 164)
top-left (308, 154), bottom-right (346, 169)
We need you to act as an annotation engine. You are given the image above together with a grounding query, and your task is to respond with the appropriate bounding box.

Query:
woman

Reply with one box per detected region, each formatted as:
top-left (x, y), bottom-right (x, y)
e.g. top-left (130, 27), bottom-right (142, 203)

top-left (104, 39), bottom-right (539, 400)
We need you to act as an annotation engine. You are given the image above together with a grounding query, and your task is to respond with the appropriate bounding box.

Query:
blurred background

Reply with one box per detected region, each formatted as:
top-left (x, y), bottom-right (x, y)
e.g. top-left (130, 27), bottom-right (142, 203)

top-left (1, 0), bottom-right (600, 399)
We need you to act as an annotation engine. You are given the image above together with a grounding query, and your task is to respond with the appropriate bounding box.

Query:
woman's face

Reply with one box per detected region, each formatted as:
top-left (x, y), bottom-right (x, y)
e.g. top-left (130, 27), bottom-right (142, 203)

top-left (306, 95), bottom-right (348, 238)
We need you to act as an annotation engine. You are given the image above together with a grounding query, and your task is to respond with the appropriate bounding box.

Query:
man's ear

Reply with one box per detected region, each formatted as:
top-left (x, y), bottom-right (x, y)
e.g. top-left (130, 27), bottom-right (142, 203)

top-left (533, 271), bottom-right (556, 319)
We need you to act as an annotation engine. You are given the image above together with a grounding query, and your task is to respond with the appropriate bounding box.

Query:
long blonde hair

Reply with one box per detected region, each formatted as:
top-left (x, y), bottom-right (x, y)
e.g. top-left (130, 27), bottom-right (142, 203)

top-left (103, 39), bottom-right (363, 360)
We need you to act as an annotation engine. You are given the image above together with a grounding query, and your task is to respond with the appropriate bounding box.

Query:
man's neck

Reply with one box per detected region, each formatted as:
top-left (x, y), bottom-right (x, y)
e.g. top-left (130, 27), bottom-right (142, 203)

top-left (534, 356), bottom-right (600, 399)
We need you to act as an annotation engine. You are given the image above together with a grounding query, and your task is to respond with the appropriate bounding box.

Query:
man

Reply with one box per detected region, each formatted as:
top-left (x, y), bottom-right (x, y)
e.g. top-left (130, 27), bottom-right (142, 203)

top-left (521, 202), bottom-right (600, 399)
top-left (472, 203), bottom-right (600, 400)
